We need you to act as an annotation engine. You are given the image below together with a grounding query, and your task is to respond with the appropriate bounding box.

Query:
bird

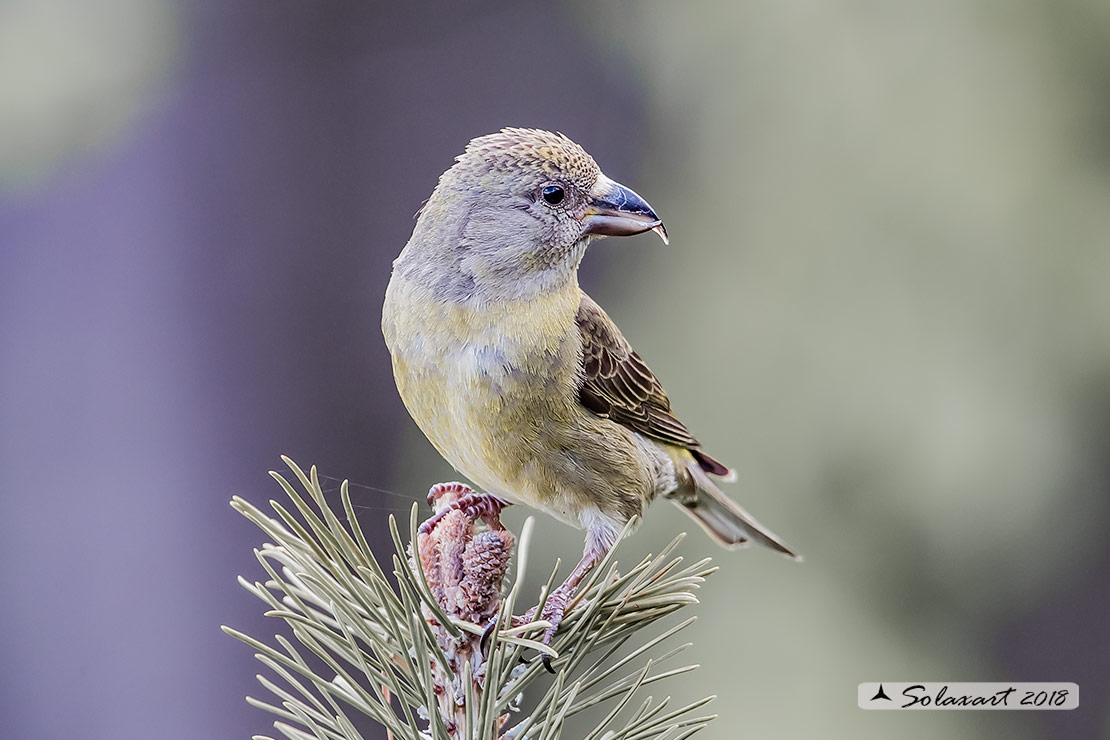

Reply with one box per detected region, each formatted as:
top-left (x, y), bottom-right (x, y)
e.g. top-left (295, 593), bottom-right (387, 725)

top-left (382, 127), bottom-right (797, 643)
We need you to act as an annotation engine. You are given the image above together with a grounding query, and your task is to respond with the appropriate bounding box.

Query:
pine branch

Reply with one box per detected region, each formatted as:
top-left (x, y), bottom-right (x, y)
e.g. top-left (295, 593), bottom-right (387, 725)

top-left (224, 457), bottom-right (717, 740)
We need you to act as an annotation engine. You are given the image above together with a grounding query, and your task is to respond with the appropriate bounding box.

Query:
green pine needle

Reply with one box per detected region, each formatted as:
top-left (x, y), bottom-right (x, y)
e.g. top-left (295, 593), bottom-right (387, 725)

top-left (224, 457), bottom-right (716, 740)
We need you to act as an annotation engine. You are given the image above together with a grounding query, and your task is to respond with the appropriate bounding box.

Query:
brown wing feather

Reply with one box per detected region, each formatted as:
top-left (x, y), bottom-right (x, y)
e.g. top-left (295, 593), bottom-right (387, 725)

top-left (575, 293), bottom-right (731, 478)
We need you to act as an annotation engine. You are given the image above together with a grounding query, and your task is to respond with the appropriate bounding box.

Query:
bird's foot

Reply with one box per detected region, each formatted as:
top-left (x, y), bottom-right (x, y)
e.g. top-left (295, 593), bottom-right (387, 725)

top-left (535, 587), bottom-right (575, 673)
top-left (501, 584), bottom-right (577, 672)
top-left (480, 589), bottom-right (566, 648)
top-left (479, 594), bottom-right (572, 672)
top-left (420, 483), bottom-right (507, 535)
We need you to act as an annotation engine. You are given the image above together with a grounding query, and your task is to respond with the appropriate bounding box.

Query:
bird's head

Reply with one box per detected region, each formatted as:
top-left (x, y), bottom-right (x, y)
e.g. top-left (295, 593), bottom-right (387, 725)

top-left (405, 128), bottom-right (667, 301)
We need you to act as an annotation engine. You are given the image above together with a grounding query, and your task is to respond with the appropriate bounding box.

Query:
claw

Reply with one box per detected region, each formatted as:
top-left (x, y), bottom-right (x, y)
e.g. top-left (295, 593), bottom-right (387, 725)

top-left (479, 616), bottom-right (498, 656)
top-left (517, 589), bottom-right (570, 673)
top-left (483, 613), bottom-right (553, 667)
top-left (419, 488), bottom-right (508, 535)
top-left (425, 481), bottom-right (473, 509)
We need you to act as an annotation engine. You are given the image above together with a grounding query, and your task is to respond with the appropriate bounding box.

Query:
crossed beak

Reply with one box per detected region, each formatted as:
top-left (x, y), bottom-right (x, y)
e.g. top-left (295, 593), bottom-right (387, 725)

top-left (581, 174), bottom-right (669, 245)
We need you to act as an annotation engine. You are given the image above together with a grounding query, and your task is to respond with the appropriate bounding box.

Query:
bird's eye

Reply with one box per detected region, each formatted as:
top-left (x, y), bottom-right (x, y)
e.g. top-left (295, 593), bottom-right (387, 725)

top-left (541, 185), bottom-right (565, 205)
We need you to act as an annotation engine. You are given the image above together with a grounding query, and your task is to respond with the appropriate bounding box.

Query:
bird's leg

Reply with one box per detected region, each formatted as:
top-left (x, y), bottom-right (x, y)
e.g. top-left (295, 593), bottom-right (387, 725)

top-left (530, 539), bottom-right (607, 672)
top-left (485, 543), bottom-right (607, 665)
top-left (420, 482), bottom-right (508, 535)
top-left (483, 540), bottom-right (606, 657)
top-left (538, 544), bottom-right (604, 622)
top-left (502, 521), bottom-right (617, 671)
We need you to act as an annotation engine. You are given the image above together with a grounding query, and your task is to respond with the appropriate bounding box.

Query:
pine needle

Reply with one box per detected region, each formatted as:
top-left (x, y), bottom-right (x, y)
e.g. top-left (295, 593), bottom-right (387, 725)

top-left (225, 459), bottom-right (717, 740)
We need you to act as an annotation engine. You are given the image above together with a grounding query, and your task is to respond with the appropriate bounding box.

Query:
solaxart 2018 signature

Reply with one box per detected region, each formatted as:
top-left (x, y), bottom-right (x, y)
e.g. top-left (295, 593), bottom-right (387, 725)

top-left (858, 682), bottom-right (1079, 710)
top-left (900, 684), bottom-right (1070, 709)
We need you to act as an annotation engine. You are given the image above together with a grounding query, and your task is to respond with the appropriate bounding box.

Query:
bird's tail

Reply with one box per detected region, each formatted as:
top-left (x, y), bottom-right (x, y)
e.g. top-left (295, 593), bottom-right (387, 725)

top-left (668, 461), bottom-right (799, 559)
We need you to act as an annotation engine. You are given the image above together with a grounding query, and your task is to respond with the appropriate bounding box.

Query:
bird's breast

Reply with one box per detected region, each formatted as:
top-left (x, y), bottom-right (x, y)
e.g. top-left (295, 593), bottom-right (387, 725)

top-left (382, 274), bottom-right (583, 499)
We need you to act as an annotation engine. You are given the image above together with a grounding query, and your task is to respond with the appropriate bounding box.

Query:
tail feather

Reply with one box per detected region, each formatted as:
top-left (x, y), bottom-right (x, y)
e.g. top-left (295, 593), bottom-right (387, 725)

top-left (670, 462), bottom-right (799, 559)
top-left (690, 449), bottom-right (737, 482)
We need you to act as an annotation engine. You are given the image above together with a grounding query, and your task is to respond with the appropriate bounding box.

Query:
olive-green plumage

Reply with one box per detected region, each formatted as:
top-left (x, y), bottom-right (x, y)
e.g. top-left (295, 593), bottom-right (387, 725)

top-left (382, 129), bottom-right (796, 624)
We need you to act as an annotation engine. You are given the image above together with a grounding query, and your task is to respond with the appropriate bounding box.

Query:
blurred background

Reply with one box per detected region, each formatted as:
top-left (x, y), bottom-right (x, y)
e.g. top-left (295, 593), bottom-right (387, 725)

top-left (2, 1), bottom-right (1109, 738)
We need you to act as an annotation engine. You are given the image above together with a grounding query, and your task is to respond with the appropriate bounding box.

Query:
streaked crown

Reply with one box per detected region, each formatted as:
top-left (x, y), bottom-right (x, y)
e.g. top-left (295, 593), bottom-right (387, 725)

top-left (455, 128), bottom-right (601, 191)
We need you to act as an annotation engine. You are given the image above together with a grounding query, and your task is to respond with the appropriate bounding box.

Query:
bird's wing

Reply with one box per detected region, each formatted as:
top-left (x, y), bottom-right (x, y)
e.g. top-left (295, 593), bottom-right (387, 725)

top-left (575, 292), bottom-right (731, 476)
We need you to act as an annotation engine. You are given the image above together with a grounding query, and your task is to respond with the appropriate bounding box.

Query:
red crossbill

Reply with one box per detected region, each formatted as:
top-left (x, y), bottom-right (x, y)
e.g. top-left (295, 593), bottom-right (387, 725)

top-left (382, 128), bottom-right (797, 645)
